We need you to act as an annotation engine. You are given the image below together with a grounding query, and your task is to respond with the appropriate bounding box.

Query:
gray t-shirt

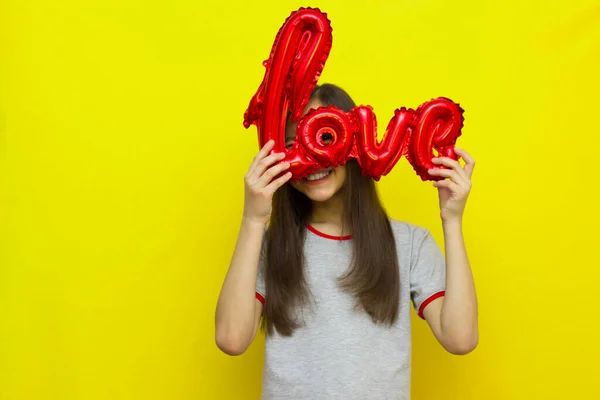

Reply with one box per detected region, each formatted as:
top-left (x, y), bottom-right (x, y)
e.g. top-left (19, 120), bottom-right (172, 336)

top-left (255, 219), bottom-right (445, 400)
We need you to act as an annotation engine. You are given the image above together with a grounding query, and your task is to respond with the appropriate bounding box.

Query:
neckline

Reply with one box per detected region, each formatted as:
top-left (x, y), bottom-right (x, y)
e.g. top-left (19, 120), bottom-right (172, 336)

top-left (306, 224), bottom-right (352, 241)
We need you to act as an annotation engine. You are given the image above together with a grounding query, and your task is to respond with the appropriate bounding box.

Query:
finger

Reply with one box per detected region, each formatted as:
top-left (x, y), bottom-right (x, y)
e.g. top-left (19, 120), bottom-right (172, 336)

top-left (428, 168), bottom-right (465, 187)
top-left (431, 157), bottom-right (469, 184)
top-left (454, 148), bottom-right (476, 178)
top-left (265, 171), bottom-right (293, 194)
top-left (248, 140), bottom-right (275, 173)
top-left (432, 178), bottom-right (461, 193)
top-left (258, 161), bottom-right (291, 187)
top-left (251, 151), bottom-right (286, 181)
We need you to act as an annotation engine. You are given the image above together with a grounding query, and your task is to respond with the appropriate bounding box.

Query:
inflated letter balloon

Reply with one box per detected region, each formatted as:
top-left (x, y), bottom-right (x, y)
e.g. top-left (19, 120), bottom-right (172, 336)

top-left (405, 98), bottom-right (465, 181)
top-left (243, 8), bottom-right (333, 180)
top-left (244, 7), bottom-right (465, 182)
top-left (297, 106), bottom-right (355, 168)
top-left (351, 106), bottom-right (413, 179)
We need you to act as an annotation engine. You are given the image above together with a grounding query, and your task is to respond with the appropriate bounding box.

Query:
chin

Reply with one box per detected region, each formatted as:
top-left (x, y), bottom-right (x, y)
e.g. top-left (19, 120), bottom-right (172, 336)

top-left (302, 186), bottom-right (338, 202)
top-left (292, 166), bottom-right (346, 202)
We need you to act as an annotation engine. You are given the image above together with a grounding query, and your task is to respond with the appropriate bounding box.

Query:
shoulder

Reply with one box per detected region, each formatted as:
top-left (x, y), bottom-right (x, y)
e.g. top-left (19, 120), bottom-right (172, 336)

top-left (387, 218), bottom-right (431, 247)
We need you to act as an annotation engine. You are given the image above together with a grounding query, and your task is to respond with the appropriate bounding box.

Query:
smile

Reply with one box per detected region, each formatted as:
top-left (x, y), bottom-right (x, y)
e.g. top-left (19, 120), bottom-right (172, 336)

top-left (304, 169), bottom-right (332, 183)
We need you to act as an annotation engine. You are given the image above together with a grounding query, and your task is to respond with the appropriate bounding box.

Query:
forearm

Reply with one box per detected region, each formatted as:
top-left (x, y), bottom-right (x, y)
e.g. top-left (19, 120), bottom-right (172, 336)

top-left (440, 219), bottom-right (478, 349)
top-left (215, 218), bottom-right (265, 347)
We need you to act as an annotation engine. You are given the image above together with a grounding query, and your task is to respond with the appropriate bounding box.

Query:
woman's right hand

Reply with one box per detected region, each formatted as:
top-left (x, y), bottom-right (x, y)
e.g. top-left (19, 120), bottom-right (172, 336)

top-left (243, 140), bottom-right (292, 225)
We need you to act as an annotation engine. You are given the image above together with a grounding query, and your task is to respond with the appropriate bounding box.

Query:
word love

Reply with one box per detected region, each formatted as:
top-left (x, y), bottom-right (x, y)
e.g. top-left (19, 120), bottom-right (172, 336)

top-left (243, 7), bottom-right (465, 181)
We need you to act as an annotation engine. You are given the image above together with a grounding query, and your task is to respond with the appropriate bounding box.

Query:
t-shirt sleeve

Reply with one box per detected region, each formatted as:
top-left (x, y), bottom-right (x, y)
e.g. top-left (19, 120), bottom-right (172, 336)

top-left (410, 227), bottom-right (446, 319)
top-left (255, 236), bottom-right (267, 304)
top-left (255, 253), bottom-right (266, 304)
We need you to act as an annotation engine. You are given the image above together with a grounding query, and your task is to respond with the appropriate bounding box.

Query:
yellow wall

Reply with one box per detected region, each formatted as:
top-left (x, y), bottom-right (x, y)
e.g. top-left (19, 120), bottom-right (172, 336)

top-left (1, 1), bottom-right (598, 399)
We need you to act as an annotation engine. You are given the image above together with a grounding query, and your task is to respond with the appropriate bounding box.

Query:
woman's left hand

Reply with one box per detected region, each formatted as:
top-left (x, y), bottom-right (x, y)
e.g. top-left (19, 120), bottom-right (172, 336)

top-left (428, 148), bottom-right (475, 223)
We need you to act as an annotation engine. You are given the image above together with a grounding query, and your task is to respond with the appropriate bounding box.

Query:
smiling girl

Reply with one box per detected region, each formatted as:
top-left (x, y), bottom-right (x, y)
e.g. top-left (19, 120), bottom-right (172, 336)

top-left (215, 84), bottom-right (478, 399)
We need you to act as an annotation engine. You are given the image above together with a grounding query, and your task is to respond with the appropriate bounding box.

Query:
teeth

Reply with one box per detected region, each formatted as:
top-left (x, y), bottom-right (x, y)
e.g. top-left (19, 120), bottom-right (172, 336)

top-left (307, 171), bottom-right (330, 181)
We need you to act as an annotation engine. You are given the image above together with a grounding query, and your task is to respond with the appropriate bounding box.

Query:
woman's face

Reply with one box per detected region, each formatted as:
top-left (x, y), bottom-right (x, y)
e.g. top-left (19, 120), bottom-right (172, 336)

top-left (285, 99), bottom-right (347, 203)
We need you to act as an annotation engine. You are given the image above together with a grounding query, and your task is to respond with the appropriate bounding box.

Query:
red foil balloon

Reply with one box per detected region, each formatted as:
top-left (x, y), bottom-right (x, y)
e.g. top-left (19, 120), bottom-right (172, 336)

top-left (243, 7), bottom-right (466, 182)
top-left (243, 8), bottom-right (333, 180)
top-left (405, 98), bottom-right (465, 181)
top-left (297, 106), bottom-right (355, 168)
top-left (351, 106), bottom-right (414, 181)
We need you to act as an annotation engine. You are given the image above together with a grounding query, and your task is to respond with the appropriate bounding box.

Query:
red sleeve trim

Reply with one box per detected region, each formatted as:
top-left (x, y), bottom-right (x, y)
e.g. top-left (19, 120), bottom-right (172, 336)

top-left (255, 292), bottom-right (265, 304)
top-left (418, 291), bottom-right (445, 319)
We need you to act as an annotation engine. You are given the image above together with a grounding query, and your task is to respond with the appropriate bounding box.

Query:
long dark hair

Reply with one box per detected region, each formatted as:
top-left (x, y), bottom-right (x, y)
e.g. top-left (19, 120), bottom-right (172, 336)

top-left (263, 84), bottom-right (400, 336)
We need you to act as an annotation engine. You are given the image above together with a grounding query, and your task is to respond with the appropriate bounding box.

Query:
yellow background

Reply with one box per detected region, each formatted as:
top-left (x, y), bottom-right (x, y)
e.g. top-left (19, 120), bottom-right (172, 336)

top-left (1, 1), bottom-right (598, 399)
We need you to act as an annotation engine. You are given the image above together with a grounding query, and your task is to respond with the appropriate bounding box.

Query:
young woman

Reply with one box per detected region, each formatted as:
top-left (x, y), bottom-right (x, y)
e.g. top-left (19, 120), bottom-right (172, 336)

top-left (215, 84), bottom-right (478, 399)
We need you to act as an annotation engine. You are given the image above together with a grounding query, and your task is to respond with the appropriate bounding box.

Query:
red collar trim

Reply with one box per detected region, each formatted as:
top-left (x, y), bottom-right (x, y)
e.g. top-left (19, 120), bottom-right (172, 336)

top-left (306, 224), bottom-right (352, 241)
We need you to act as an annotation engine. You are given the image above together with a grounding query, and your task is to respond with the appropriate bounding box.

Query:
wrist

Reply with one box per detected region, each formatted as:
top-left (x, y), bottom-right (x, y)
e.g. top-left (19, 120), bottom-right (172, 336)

top-left (241, 215), bottom-right (268, 231)
top-left (441, 217), bottom-right (463, 230)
